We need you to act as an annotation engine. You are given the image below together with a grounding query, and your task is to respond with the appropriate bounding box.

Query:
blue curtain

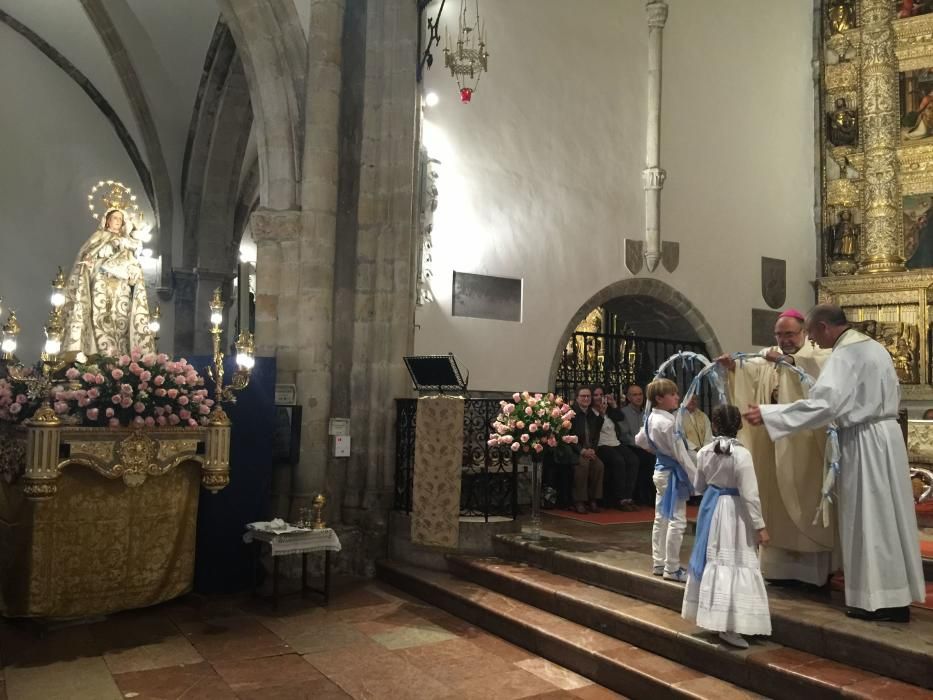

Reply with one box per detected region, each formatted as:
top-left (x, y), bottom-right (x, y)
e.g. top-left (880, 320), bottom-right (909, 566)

top-left (191, 355), bottom-right (276, 593)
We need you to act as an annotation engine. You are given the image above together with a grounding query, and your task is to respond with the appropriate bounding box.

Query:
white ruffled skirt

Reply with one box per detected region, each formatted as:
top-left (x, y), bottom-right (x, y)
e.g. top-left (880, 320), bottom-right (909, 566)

top-left (681, 495), bottom-right (771, 636)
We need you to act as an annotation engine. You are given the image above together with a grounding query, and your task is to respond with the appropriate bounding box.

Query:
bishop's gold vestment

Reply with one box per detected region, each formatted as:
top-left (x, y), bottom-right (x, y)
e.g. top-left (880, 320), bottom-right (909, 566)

top-left (729, 342), bottom-right (836, 585)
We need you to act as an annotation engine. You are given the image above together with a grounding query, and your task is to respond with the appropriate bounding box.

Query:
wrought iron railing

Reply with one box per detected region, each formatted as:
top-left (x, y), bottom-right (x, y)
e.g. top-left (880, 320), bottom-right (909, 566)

top-left (555, 331), bottom-right (713, 408)
top-left (394, 334), bottom-right (714, 520)
top-left (394, 398), bottom-right (518, 520)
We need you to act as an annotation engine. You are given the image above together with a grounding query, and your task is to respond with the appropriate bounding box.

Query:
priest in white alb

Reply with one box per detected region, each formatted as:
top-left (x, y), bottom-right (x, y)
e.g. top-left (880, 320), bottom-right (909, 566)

top-left (718, 309), bottom-right (835, 587)
top-left (744, 304), bottom-right (924, 622)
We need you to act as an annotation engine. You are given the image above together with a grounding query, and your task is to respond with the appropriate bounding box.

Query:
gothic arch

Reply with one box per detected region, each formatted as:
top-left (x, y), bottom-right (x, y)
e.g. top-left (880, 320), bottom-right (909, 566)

top-left (216, 0), bottom-right (306, 210)
top-left (548, 278), bottom-right (722, 388)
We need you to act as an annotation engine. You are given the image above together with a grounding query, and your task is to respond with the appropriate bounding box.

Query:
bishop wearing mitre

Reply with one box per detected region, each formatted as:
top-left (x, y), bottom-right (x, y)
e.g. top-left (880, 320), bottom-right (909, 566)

top-left (717, 309), bottom-right (835, 587)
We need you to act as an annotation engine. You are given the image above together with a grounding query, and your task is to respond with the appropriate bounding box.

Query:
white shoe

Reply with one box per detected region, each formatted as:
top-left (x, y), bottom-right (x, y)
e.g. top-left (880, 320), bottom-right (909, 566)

top-left (719, 631), bottom-right (749, 649)
top-left (652, 565), bottom-right (664, 576)
top-left (663, 567), bottom-right (688, 583)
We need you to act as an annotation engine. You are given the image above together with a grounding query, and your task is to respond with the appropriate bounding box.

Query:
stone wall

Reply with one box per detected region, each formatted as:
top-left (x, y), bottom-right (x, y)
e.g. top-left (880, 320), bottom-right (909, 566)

top-left (221, 0), bottom-right (418, 573)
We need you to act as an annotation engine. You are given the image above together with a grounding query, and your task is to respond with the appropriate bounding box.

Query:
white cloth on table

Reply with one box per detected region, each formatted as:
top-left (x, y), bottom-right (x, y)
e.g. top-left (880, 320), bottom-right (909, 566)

top-left (243, 522), bottom-right (342, 557)
top-left (682, 442), bottom-right (771, 636)
top-left (759, 329), bottom-right (925, 611)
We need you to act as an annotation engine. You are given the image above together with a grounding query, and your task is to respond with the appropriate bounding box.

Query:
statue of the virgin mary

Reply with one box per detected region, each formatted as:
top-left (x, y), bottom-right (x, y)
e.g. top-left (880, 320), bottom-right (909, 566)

top-left (61, 206), bottom-right (154, 358)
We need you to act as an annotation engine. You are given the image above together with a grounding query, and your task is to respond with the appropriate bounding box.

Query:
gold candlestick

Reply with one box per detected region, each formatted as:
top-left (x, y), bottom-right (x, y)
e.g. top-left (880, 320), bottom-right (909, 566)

top-left (311, 494), bottom-right (327, 530)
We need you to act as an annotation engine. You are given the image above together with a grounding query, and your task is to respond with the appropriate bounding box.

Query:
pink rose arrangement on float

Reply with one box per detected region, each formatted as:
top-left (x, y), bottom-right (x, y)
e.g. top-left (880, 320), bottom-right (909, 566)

top-left (0, 369), bottom-right (38, 423)
top-left (53, 349), bottom-right (215, 428)
top-left (488, 391), bottom-right (578, 455)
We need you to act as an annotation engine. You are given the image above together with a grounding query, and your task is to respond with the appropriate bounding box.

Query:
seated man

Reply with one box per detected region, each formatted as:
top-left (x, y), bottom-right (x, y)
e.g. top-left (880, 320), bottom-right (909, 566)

top-left (593, 386), bottom-right (639, 510)
top-left (620, 384), bottom-right (657, 505)
top-left (554, 386), bottom-right (605, 514)
top-left (923, 408), bottom-right (933, 420)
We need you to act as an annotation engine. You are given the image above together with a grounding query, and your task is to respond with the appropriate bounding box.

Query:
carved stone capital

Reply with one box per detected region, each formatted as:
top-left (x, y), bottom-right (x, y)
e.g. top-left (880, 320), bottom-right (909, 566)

top-left (249, 208), bottom-right (302, 243)
top-left (645, 1), bottom-right (668, 28)
top-left (642, 167), bottom-right (667, 190)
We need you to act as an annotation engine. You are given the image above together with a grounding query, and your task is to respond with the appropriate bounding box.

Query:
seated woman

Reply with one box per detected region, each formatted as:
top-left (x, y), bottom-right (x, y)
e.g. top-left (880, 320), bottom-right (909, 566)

top-left (61, 208), bottom-right (154, 358)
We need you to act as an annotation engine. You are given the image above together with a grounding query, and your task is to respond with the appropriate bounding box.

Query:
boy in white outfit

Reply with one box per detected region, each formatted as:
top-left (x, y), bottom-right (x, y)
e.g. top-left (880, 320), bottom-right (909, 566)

top-left (635, 378), bottom-right (696, 582)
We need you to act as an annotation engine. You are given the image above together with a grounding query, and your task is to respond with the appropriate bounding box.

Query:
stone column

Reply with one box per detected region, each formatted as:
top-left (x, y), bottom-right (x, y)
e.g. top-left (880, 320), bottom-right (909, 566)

top-left (858, 0), bottom-right (905, 273)
top-left (171, 269), bottom-right (198, 355)
top-left (250, 207), bottom-right (300, 520)
top-left (643, 1), bottom-right (668, 273)
top-left (292, 0), bottom-right (345, 509)
top-left (342, 0), bottom-right (418, 532)
top-left (249, 209), bottom-right (301, 364)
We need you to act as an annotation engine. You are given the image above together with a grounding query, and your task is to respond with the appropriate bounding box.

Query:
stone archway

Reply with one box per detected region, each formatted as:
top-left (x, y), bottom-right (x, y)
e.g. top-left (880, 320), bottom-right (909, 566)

top-left (216, 0), bottom-right (306, 211)
top-left (548, 278), bottom-right (722, 389)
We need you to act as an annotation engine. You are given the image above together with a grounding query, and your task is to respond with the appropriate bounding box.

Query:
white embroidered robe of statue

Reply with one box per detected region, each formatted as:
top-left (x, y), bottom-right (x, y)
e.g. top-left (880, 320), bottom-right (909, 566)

top-left (730, 342), bottom-right (835, 585)
top-left (760, 330), bottom-right (925, 611)
top-left (62, 221), bottom-right (154, 358)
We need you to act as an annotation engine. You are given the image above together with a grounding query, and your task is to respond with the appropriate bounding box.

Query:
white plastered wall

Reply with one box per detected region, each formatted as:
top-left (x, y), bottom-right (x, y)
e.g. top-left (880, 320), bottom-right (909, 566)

top-left (415, 0), bottom-right (816, 392)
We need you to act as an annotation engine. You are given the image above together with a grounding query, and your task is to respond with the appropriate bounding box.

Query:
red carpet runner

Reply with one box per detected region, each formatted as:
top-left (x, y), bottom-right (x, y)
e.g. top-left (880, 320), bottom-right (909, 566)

top-left (545, 505), bottom-right (699, 526)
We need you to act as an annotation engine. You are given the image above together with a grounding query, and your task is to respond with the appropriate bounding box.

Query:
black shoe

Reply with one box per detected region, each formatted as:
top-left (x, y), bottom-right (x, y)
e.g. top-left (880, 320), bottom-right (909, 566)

top-left (765, 579), bottom-right (801, 588)
top-left (845, 606), bottom-right (911, 623)
top-left (800, 581), bottom-right (831, 595)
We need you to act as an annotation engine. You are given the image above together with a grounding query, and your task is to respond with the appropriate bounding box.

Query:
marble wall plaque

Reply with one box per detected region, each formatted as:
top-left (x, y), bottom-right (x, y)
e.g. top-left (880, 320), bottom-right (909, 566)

top-left (752, 308), bottom-right (781, 347)
top-left (761, 257), bottom-right (786, 309)
top-left (452, 272), bottom-right (522, 322)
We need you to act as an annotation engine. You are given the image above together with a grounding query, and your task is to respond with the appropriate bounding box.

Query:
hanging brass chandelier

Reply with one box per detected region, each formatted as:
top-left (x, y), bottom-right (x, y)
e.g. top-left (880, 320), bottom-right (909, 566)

top-left (444, 0), bottom-right (488, 103)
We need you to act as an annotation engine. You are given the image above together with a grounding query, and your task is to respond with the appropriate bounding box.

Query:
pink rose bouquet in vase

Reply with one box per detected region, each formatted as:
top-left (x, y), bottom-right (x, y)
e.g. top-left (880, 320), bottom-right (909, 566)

top-left (487, 392), bottom-right (577, 540)
top-left (54, 348), bottom-right (215, 428)
top-left (488, 392), bottom-right (577, 455)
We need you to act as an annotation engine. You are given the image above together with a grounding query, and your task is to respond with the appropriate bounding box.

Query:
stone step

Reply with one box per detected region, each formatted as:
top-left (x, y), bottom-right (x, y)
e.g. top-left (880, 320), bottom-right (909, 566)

top-left (377, 559), bottom-right (765, 700)
top-left (493, 531), bottom-right (933, 690)
top-left (448, 554), bottom-right (932, 700)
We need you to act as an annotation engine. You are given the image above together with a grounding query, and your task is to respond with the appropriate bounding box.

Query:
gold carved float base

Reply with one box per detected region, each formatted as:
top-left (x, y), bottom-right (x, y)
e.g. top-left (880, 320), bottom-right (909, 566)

top-left (0, 425), bottom-right (230, 618)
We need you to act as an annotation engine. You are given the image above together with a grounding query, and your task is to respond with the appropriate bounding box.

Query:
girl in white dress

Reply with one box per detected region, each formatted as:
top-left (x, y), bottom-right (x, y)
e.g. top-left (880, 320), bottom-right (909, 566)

top-left (682, 404), bottom-right (771, 648)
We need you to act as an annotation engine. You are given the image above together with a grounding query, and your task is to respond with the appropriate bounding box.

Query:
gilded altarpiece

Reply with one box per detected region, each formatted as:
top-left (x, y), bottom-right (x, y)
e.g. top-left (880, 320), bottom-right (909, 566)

top-left (819, 1), bottom-right (933, 400)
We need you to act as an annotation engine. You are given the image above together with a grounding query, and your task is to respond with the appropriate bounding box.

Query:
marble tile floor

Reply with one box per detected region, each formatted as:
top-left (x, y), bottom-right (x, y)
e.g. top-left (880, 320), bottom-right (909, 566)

top-left (0, 580), bottom-right (626, 700)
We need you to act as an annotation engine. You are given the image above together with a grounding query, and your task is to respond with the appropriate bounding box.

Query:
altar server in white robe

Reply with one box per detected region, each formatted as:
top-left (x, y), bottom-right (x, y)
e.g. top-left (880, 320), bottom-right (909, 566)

top-left (744, 304), bottom-right (924, 622)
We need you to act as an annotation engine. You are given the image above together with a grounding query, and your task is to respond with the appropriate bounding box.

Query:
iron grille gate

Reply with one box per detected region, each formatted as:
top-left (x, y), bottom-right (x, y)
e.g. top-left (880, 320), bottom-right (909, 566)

top-left (555, 331), bottom-right (712, 407)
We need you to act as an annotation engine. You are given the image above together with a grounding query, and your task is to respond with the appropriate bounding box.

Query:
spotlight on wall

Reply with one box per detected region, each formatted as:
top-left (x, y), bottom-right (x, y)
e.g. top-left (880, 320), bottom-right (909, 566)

top-left (424, 91), bottom-right (439, 107)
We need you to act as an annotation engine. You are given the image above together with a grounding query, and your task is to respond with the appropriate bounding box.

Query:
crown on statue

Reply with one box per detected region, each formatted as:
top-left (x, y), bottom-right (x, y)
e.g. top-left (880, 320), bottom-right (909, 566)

top-left (87, 180), bottom-right (141, 227)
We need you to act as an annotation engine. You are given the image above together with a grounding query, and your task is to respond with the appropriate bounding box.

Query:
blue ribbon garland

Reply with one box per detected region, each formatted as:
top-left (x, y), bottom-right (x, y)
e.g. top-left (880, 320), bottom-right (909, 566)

top-left (648, 349), bottom-right (841, 522)
top-left (731, 351), bottom-right (840, 510)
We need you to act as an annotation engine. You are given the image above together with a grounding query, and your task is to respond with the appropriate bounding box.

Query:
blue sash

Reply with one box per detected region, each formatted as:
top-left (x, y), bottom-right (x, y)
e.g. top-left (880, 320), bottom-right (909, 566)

top-left (644, 413), bottom-right (692, 520)
top-left (688, 484), bottom-right (740, 581)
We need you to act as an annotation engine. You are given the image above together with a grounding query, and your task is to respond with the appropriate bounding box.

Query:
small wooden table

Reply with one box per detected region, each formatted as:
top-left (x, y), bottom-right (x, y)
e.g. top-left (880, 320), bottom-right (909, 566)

top-left (244, 526), bottom-right (341, 608)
